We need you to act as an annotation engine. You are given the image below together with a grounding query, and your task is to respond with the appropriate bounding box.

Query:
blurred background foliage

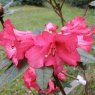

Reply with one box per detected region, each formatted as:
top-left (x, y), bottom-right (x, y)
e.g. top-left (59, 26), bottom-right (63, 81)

top-left (0, 0), bottom-right (93, 7)
top-left (66, 0), bottom-right (90, 7)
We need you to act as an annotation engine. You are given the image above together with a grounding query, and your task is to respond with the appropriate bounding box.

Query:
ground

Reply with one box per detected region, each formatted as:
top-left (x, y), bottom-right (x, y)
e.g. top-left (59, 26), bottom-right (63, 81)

top-left (0, 3), bottom-right (95, 95)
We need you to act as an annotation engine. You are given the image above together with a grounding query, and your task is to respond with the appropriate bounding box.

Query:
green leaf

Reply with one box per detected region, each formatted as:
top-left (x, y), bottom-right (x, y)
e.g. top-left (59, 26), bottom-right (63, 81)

top-left (36, 67), bottom-right (53, 90)
top-left (0, 59), bottom-right (28, 88)
top-left (0, 58), bottom-right (12, 70)
top-left (62, 82), bottom-right (72, 88)
top-left (77, 48), bottom-right (95, 64)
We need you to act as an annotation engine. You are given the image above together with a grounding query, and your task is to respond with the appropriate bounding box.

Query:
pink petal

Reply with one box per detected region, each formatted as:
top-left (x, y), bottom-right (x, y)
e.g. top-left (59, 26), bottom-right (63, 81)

top-left (45, 22), bottom-right (58, 32)
top-left (57, 73), bottom-right (66, 81)
top-left (78, 35), bottom-right (94, 52)
top-left (58, 47), bottom-right (80, 66)
top-left (47, 80), bottom-right (55, 93)
top-left (23, 67), bottom-right (40, 90)
top-left (26, 46), bottom-right (48, 68)
top-left (61, 16), bottom-right (90, 35)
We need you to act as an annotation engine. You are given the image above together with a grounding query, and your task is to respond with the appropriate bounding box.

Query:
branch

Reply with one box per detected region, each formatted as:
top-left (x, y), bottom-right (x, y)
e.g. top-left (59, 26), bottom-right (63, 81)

top-left (83, 0), bottom-right (91, 17)
top-left (48, 0), bottom-right (66, 26)
top-left (59, 80), bottom-right (80, 95)
top-left (0, 4), bottom-right (4, 28)
top-left (53, 74), bottom-right (66, 95)
top-left (61, 0), bottom-right (65, 9)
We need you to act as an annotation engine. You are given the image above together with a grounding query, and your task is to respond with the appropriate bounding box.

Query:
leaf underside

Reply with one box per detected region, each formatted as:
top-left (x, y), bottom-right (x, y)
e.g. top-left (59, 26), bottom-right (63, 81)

top-left (36, 67), bottom-right (53, 90)
top-left (0, 58), bottom-right (12, 70)
top-left (0, 59), bottom-right (28, 88)
top-left (77, 48), bottom-right (95, 64)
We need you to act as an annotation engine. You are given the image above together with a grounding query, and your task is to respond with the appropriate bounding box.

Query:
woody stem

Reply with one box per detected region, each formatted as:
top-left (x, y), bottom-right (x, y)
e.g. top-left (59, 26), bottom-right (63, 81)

top-left (47, 0), bottom-right (66, 26)
top-left (0, 16), bottom-right (4, 28)
top-left (53, 74), bottom-right (66, 95)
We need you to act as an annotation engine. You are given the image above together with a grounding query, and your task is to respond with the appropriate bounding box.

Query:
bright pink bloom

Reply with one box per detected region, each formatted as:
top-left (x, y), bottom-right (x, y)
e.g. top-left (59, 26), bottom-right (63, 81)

top-left (23, 67), bottom-right (40, 90)
top-left (77, 34), bottom-right (94, 52)
top-left (61, 16), bottom-right (94, 52)
top-left (26, 30), bottom-right (80, 74)
top-left (57, 70), bottom-right (66, 81)
top-left (45, 22), bottom-right (58, 33)
top-left (0, 19), bottom-right (35, 66)
top-left (23, 67), bottom-right (58, 94)
top-left (61, 16), bottom-right (90, 34)
top-left (47, 80), bottom-right (58, 93)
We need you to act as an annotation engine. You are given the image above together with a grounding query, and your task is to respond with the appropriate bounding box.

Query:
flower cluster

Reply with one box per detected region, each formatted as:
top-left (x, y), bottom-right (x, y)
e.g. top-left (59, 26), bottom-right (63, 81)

top-left (0, 16), bottom-right (94, 94)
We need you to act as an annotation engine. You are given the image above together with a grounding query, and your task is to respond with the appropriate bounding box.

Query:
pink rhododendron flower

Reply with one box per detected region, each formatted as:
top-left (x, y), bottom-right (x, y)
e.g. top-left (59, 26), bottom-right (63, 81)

top-left (57, 70), bottom-right (66, 81)
top-left (23, 67), bottom-right (40, 90)
top-left (23, 67), bottom-right (58, 94)
top-left (0, 19), bottom-right (35, 66)
top-left (45, 22), bottom-right (58, 33)
top-left (61, 16), bottom-right (90, 34)
top-left (26, 28), bottom-right (80, 74)
top-left (61, 16), bottom-right (94, 52)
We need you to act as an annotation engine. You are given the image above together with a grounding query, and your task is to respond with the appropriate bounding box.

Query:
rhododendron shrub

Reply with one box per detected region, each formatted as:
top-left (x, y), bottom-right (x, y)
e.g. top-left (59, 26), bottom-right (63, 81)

top-left (0, 16), bottom-right (94, 94)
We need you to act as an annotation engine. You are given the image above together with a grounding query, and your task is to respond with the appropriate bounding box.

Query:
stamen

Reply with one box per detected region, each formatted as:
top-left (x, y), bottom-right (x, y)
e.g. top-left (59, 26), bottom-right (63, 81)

top-left (45, 43), bottom-right (57, 58)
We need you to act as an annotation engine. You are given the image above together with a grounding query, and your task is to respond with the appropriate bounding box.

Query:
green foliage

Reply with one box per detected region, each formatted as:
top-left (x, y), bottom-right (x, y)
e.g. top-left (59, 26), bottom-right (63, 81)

top-left (66, 0), bottom-right (90, 7)
top-left (36, 67), bottom-right (53, 90)
top-left (0, 59), bottom-right (28, 88)
top-left (77, 48), bottom-right (95, 64)
top-left (0, 58), bottom-right (12, 70)
top-left (13, 0), bottom-right (44, 6)
top-left (22, 0), bottom-right (44, 6)
top-left (0, 0), bottom-right (44, 6)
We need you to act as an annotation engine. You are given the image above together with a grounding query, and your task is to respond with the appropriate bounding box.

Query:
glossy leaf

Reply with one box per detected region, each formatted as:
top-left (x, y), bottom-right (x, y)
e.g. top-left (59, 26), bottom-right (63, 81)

top-left (77, 48), bottom-right (95, 64)
top-left (36, 67), bottom-right (53, 90)
top-left (0, 59), bottom-right (28, 87)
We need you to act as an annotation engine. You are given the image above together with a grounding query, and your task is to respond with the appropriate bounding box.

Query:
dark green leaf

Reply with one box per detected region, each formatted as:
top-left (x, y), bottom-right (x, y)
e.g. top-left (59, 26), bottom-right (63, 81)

top-left (77, 48), bottom-right (95, 64)
top-left (0, 59), bottom-right (28, 88)
top-left (36, 67), bottom-right (53, 90)
top-left (0, 58), bottom-right (12, 70)
top-left (62, 82), bottom-right (72, 88)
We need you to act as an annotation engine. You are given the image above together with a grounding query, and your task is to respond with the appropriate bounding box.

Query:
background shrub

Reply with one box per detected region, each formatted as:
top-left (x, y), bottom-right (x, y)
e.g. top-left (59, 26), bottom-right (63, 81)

top-left (66, 0), bottom-right (91, 8)
top-left (0, 0), bottom-right (44, 6)
top-left (14, 0), bottom-right (44, 6)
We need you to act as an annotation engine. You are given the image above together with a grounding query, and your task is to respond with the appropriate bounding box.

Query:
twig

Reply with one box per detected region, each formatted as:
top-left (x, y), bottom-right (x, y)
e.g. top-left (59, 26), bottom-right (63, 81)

top-left (47, 0), bottom-right (66, 26)
top-left (0, 17), bottom-right (4, 28)
top-left (61, 0), bottom-right (65, 9)
top-left (83, 0), bottom-right (91, 17)
top-left (0, 3), bottom-right (4, 28)
top-left (61, 72), bottom-right (77, 80)
top-left (53, 74), bottom-right (66, 95)
top-left (59, 80), bottom-right (80, 95)
top-left (83, 70), bottom-right (92, 95)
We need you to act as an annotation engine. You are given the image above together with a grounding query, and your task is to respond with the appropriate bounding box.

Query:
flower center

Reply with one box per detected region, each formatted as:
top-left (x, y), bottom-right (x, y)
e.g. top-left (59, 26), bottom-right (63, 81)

top-left (45, 43), bottom-right (56, 58)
